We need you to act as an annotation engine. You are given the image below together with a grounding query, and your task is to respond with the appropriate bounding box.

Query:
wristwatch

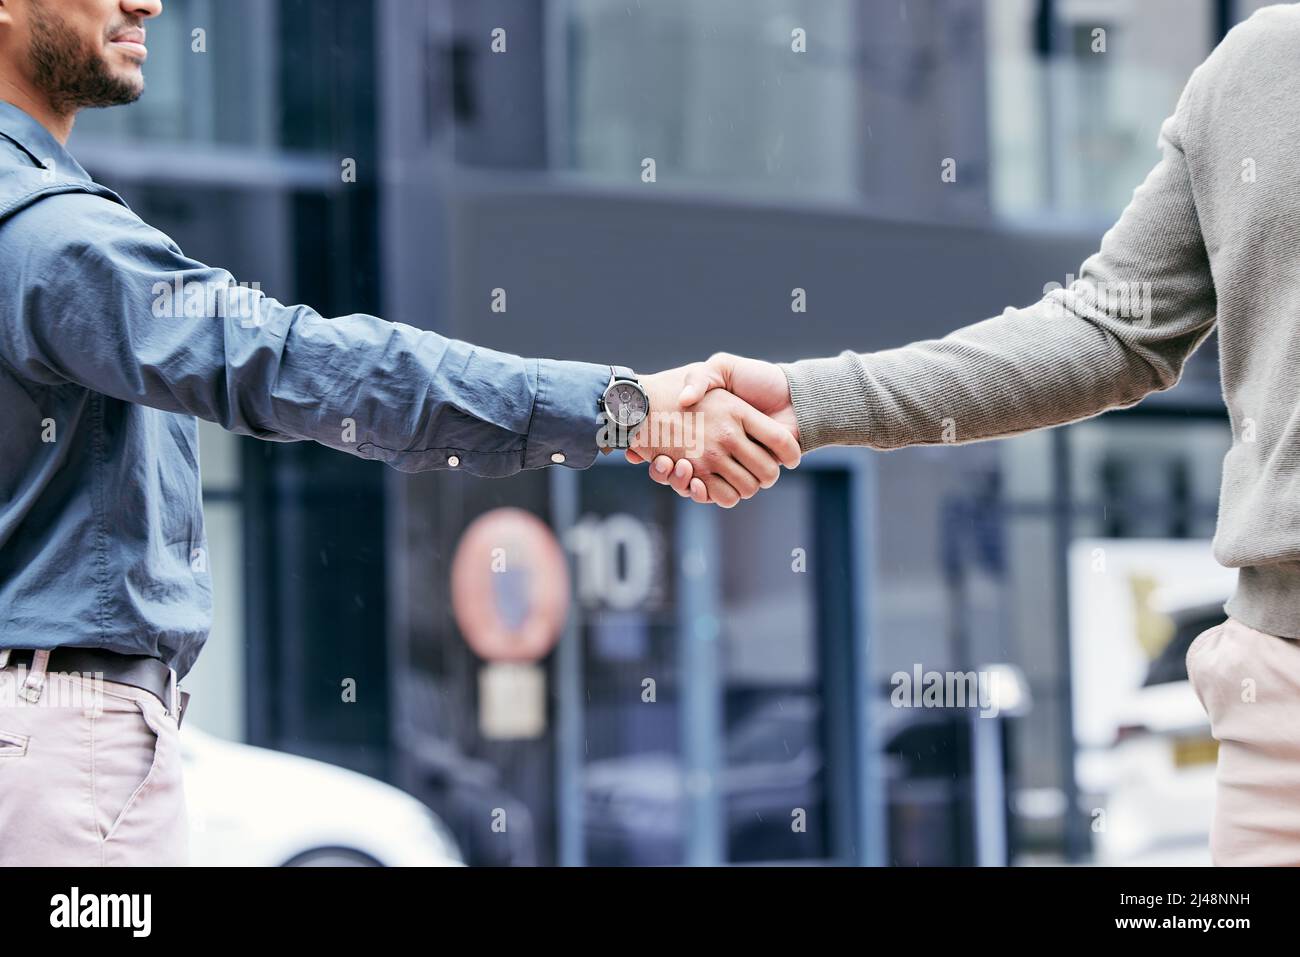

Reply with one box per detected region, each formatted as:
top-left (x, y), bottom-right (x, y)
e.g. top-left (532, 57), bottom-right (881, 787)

top-left (598, 366), bottom-right (650, 449)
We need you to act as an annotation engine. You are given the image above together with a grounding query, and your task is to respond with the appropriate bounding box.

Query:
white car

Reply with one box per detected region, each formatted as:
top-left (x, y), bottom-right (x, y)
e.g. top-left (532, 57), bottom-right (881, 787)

top-left (180, 725), bottom-right (463, 866)
top-left (1093, 599), bottom-right (1225, 866)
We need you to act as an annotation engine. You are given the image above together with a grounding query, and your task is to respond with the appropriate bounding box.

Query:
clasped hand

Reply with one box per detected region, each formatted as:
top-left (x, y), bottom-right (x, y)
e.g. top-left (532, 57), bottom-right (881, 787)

top-left (627, 354), bottom-right (799, 507)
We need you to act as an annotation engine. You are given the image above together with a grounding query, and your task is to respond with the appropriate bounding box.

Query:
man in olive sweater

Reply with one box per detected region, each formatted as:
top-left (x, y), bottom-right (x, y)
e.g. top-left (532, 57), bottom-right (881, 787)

top-left (633, 4), bottom-right (1300, 865)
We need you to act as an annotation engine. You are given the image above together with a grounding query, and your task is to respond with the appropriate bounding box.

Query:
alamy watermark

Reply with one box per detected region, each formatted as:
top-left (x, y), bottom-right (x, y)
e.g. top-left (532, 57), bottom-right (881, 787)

top-left (1042, 273), bottom-right (1153, 326)
top-left (598, 411), bottom-right (703, 457)
top-left (152, 275), bottom-right (265, 327)
top-left (890, 664), bottom-right (1004, 718)
top-left (0, 665), bottom-right (109, 715)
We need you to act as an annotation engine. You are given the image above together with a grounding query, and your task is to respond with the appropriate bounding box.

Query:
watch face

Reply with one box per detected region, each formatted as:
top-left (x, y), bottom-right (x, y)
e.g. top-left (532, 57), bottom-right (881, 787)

top-left (606, 382), bottom-right (648, 429)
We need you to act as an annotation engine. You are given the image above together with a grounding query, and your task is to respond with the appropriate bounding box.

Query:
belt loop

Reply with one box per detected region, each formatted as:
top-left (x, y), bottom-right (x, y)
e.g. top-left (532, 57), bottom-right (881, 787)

top-left (20, 649), bottom-right (50, 703)
top-left (167, 667), bottom-right (182, 723)
top-left (0, 649), bottom-right (10, 669)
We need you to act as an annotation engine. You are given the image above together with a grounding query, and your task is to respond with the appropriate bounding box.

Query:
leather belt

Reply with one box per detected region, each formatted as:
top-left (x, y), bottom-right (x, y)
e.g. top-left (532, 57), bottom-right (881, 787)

top-left (1, 647), bottom-right (189, 727)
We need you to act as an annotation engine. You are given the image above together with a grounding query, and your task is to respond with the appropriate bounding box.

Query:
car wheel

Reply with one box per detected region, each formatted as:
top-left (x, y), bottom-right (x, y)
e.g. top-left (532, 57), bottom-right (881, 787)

top-left (282, 847), bottom-right (384, 867)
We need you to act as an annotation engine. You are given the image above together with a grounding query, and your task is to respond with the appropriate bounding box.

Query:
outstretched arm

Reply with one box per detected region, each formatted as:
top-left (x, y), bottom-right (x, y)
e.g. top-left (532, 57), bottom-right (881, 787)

top-left (642, 55), bottom-right (1217, 498)
top-left (0, 191), bottom-right (797, 492)
top-left (0, 192), bottom-right (609, 476)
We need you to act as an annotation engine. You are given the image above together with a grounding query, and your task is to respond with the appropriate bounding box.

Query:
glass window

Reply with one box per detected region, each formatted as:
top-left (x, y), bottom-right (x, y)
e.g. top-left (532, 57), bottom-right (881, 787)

top-left (715, 481), bottom-right (829, 863)
top-left (554, 0), bottom-right (989, 220)
top-left (562, 0), bottom-right (859, 202)
top-left (987, 0), bottom-right (1213, 220)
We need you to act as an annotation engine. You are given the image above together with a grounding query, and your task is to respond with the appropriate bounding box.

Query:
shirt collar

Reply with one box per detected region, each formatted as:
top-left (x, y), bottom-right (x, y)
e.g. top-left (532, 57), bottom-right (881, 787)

top-left (0, 101), bottom-right (92, 183)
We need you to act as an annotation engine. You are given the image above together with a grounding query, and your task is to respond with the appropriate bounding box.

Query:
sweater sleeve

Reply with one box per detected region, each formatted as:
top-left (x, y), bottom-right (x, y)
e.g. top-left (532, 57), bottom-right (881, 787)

top-left (780, 64), bottom-right (1217, 453)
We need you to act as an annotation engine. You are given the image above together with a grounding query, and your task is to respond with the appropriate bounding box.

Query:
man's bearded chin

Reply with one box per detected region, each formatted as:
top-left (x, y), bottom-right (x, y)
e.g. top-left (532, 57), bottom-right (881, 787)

top-left (28, 8), bottom-right (143, 114)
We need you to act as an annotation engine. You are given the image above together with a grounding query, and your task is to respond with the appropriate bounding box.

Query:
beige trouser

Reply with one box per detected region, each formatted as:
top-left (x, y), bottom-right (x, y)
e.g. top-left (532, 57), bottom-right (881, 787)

top-left (1186, 616), bottom-right (1300, 866)
top-left (0, 653), bottom-right (190, 866)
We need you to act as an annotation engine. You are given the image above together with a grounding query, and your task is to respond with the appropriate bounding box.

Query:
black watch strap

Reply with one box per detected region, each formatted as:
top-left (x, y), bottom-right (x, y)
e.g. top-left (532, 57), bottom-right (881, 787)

top-left (599, 366), bottom-right (645, 449)
top-left (599, 365), bottom-right (639, 411)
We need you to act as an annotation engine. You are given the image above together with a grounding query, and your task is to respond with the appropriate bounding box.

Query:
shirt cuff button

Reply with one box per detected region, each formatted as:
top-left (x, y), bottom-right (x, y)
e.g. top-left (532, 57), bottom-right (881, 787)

top-left (448, 455), bottom-right (461, 468)
top-left (551, 452), bottom-right (566, 465)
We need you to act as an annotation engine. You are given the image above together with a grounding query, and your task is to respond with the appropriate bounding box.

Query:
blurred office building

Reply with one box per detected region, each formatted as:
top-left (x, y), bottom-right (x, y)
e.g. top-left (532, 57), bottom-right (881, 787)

top-left (69, 0), bottom-right (1261, 864)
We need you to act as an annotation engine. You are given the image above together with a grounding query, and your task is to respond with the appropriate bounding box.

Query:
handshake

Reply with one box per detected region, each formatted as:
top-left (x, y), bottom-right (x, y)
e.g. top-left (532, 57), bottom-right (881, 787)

top-left (621, 353), bottom-right (800, 507)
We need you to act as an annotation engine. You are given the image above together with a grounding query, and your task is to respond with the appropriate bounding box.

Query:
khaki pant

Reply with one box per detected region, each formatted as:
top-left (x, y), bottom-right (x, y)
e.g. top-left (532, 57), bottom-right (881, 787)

top-left (0, 658), bottom-right (189, 866)
top-left (1186, 616), bottom-right (1300, 866)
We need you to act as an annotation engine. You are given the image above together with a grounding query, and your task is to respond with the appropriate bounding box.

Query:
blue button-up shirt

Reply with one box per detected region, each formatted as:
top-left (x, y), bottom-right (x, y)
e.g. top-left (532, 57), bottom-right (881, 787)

top-left (0, 102), bottom-right (610, 678)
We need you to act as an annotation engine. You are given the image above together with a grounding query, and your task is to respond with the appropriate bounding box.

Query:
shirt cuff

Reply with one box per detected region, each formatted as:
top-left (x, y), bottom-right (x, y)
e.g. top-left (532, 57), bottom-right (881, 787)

top-left (523, 358), bottom-right (610, 470)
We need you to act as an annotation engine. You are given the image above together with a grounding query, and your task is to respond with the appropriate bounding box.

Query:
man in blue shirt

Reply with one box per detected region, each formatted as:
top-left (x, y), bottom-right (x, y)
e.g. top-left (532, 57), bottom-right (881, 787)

top-left (0, 0), bottom-right (800, 865)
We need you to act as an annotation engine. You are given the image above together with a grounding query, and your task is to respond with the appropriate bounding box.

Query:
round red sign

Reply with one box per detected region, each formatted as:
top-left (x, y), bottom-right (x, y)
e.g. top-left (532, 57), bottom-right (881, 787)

top-left (450, 508), bottom-right (571, 662)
